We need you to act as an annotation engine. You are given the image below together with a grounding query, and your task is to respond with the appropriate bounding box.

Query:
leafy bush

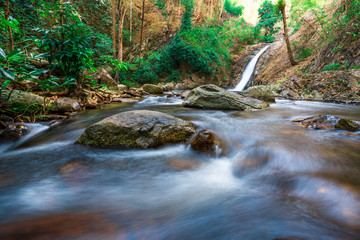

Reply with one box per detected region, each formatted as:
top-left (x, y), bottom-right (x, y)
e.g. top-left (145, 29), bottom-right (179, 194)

top-left (256, 0), bottom-right (281, 43)
top-left (0, 47), bottom-right (45, 91)
top-left (295, 47), bottom-right (313, 60)
top-left (323, 62), bottom-right (349, 71)
top-left (224, 0), bottom-right (244, 17)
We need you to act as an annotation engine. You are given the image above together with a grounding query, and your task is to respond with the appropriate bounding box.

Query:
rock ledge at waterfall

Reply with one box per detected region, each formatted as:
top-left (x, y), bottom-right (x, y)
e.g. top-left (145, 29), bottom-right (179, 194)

top-left (182, 84), bottom-right (269, 110)
top-left (76, 110), bottom-right (196, 148)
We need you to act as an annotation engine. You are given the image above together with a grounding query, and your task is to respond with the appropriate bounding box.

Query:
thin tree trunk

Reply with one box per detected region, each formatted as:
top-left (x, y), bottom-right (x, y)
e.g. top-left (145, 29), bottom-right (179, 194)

top-left (112, 0), bottom-right (117, 58)
top-left (118, 3), bottom-right (127, 63)
top-left (129, 0), bottom-right (132, 42)
top-left (139, 0), bottom-right (145, 58)
top-left (219, 0), bottom-right (224, 19)
top-left (115, 0), bottom-right (128, 81)
top-left (281, 6), bottom-right (296, 66)
top-left (5, 0), bottom-right (14, 51)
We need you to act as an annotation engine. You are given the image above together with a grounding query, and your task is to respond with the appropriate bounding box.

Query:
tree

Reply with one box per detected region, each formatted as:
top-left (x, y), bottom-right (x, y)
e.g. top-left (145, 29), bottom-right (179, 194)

top-left (5, 0), bottom-right (14, 51)
top-left (224, 0), bottom-right (243, 17)
top-left (276, 0), bottom-right (296, 66)
top-left (257, 0), bottom-right (281, 43)
top-left (139, 0), bottom-right (146, 58)
top-left (112, 0), bottom-right (116, 58)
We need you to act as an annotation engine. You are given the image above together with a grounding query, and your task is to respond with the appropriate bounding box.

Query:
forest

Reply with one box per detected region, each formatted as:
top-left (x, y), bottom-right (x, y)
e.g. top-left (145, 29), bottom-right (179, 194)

top-left (0, 0), bottom-right (360, 239)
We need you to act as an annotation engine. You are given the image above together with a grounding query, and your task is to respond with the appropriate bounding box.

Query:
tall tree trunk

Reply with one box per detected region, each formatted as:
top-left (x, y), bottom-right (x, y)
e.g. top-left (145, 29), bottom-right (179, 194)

top-left (5, 0), bottom-right (14, 51)
top-left (280, 5), bottom-right (296, 66)
top-left (112, 0), bottom-right (117, 58)
top-left (219, 0), bottom-right (225, 19)
top-left (115, 0), bottom-right (128, 81)
top-left (139, 0), bottom-right (146, 58)
top-left (129, 0), bottom-right (132, 42)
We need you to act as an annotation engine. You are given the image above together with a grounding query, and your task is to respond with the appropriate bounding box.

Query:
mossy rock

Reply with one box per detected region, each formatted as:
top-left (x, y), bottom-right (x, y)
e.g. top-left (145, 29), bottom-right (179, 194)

top-left (242, 85), bottom-right (275, 103)
top-left (142, 84), bottom-right (164, 94)
top-left (76, 110), bottom-right (196, 148)
top-left (335, 118), bottom-right (360, 131)
top-left (183, 84), bottom-right (269, 110)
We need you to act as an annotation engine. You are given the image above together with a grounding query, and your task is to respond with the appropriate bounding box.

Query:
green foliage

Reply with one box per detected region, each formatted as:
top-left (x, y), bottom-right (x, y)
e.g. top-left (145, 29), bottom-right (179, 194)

top-left (0, 47), bottom-right (44, 91)
top-left (180, 0), bottom-right (194, 32)
top-left (32, 1), bottom-right (95, 87)
top-left (224, 0), bottom-right (244, 17)
top-left (121, 0), bottom-right (235, 85)
top-left (227, 19), bottom-right (261, 45)
top-left (323, 62), bottom-right (349, 71)
top-left (293, 44), bottom-right (313, 60)
top-left (256, 0), bottom-right (281, 43)
top-left (153, 0), bottom-right (167, 17)
top-left (275, 0), bottom-right (285, 12)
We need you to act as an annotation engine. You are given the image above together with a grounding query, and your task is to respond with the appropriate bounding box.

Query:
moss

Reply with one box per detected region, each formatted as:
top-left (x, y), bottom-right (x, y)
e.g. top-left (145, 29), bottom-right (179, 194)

top-left (335, 118), bottom-right (360, 132)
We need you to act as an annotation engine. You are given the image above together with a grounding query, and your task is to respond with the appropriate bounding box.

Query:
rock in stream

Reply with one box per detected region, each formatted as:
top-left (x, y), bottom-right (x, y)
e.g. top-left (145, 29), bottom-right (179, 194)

top-left (76, 110), bottom-right (196, 148)
top-left (183, 84), bottom-right (269, 110)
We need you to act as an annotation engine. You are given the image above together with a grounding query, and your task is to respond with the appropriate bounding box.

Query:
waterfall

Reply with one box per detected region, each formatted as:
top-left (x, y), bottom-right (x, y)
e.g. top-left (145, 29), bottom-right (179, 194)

top-left (231, 46), bottom-right (269, 92)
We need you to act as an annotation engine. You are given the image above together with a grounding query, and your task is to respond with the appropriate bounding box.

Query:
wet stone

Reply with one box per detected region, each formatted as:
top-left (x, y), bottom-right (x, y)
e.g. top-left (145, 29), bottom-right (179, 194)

top-left (188, 129), bottom-right (228, 156)
top-left (167, 159), bottom-right (201, 171)
top-left (293, 115), bottom-right (360, 131)
top-left (0, 123), bottom-right (29, 142)
top-left (0, 213), bottom-right (118, 240)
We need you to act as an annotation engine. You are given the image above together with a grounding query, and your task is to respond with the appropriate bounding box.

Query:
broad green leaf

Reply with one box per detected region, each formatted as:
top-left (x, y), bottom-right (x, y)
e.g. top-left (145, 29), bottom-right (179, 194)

top-left (1, 79), bottom-right (12, 89)
top-left (0, 47), bottom-right (6, 59)
top-left (0, 66), bottom-right (15, 80)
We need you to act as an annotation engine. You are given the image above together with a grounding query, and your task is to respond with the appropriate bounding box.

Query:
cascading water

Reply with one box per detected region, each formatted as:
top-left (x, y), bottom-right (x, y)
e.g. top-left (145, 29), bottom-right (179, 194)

top-left (231, 45), bottom-right (269, 92)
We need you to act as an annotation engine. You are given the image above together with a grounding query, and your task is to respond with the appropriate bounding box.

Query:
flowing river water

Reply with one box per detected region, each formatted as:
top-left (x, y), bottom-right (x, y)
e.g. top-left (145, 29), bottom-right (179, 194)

top-left (1, 96), bottom-right (360, 240)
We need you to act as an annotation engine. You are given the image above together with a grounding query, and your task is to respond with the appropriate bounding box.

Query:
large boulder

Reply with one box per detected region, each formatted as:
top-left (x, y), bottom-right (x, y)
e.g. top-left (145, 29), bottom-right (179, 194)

top-left (50, 97), bottom-right (81, 113)
top-left (93, 68), bottom-right (118, 90)
top-left (183, 84), bottom-right (269, 110)
top-left (242, 85), bottom-right (275, 102)
top-left (1, 90), bottom-right (46, 106)
top-left (142, 84), bottom-right (164, 94)
top-left (76, 110), bottom-right (196, 148)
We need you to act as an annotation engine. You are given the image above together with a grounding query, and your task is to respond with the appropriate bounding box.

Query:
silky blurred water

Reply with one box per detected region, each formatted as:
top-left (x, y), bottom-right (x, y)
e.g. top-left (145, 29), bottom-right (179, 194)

top-left (0, 98), bottom-right (359, 240)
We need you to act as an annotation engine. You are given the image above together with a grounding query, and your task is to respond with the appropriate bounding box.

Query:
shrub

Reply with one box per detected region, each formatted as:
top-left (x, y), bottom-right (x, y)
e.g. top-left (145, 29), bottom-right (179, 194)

top-left (224, 0), bottom-right (244, 17)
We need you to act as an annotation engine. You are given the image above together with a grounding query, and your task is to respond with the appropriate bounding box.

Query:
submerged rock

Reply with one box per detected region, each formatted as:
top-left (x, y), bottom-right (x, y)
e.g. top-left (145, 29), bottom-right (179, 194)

top-left (167, 159), bottom-right (201, 171)
top-left (293, 115), bottom-right (360, 131)
top-left (76, 110), bottom-right (196, 148)
top-left (143, 84), bottom-right (164, 94)
top-left (188, 129), bottom-right (228, 156)
top-left (50, 97), bottom-right (81, 113)
top-left (0, 213), bottom-right (116, 239)
top-left (232, 148), bottom-right (272, 176)
top-left (335, 118), bottom-right (360, 131)
top-left (183, 84), bottom-right (269, 110)
top-left (0, 123), bottom-right (29, 142)
top-left (242, 85), bottom-right (275, 102)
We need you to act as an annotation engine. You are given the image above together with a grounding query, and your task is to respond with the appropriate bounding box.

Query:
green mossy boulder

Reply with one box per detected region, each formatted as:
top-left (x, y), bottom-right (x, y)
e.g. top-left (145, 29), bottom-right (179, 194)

top-left (242, 85), bottom-right (275, 103)
top-left (335, 118), bottom-right (360, 131)
top-left (76, 110), bottom-right (196, 148)
top-left (142, 84), bottom-right (164, 94)
top-left (183, 84), bottom-right (269, 110)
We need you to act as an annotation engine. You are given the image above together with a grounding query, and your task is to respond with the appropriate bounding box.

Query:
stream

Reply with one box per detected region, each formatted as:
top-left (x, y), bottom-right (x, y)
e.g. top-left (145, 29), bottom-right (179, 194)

top-left (1, 96), bottom-right (360, 240)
